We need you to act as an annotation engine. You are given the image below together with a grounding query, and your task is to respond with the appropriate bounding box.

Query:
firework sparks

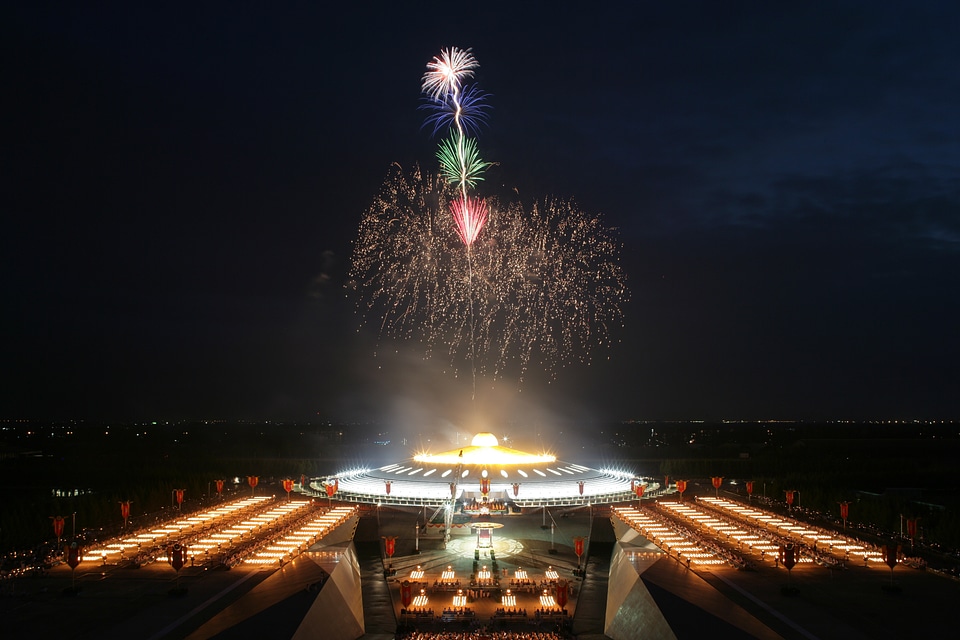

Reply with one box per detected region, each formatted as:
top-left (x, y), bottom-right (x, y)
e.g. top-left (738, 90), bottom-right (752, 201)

top-left (421, 47), bottom-right (479, 101)
top-left (349, 166), bottom-right (628, 383)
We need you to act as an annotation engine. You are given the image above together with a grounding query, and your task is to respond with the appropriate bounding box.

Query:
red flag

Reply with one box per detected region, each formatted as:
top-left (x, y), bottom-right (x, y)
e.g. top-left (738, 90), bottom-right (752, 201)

top-left (326, 481), bottom-right (337, 498)
top-left (578, 481), bottom-right (585, 496)
top-left (745, 480), bottom-right (754, 495)
top-left (52, 515), bottom-right (65, 539)
top-left (175, 489), bottom-right (185, 505)
top-left (676, 480), bottom-right (687, 494)
top-left (283, 479), bottom-right (294, 494)
top-left (66, 542), bottom-right (82, 569)
top-left (450, 482), bottom-right (457, 498)
top-left (170, 543), bottom-right (185, 572)
top-left (300, 474), bottom-right (306, 489)
top-left (779, 543), bottom-right (796, 570)
top-left (385, 480), bottom-right (391, 495)
top-left (574, 536), bottom-right (585, 557)
top-left (384, 536), bottom-right (396, 558)
top-left (635, 483), bottom-right (646, 498)
top-left (120, 500), bottom-right (131, 520)
top-left (480, 477), bottom-right (490, 494)
top-left (883, 543), bottom-right (900, 570)
top-left (247, 476), bottom-right (259, 489)
top-left (215, 479), bottom-right (224, 494)
top-left (400, 580), bottom-right (413, 608)
top-left (906, 518), bottom-right (918, 539)
top-left (512, 483), bottom-right (520, 497)
top-left (785, 490), bottom-right (795, 506)
top-left (711, 476), bottom-right (723, 490)
top-left (840, 502), bottom-right (849, 520)
top-left (555, 579), bottom-right (568, 608)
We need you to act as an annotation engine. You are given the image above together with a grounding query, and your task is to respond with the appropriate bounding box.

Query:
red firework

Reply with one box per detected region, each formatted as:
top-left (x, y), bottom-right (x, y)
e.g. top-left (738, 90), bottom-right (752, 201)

top-left (449, 195), bottom-right (488, 246)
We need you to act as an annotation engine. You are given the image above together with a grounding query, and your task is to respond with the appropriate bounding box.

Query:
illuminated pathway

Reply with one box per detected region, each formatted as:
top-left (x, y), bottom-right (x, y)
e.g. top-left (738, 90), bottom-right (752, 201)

top-left (697, 497), bottom-right (885, 565)
top-left (613, 506), bottom-right (727, 566)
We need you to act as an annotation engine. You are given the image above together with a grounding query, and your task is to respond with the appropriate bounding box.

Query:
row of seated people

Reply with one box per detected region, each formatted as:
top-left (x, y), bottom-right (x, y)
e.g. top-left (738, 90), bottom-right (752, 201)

top-left (398, 631), bottom-right (566, 640)
top-left (441, 607), bottom-right (476, 619)
top-left (534, 608), bottom-right (568, 618)
top-left (494, 607), bottom-right (527, 617)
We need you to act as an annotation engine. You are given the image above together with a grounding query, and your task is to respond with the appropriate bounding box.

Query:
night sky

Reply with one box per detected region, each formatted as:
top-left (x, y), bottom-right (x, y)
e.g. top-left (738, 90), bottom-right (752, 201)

top-left (4, 2), bottom-right (959, 426)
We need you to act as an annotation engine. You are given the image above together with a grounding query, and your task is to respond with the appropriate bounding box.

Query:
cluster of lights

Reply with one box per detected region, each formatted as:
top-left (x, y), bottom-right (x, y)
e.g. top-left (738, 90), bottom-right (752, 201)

top-left (659, 501), bottom-right (809, 563)
top-left (244, 506), bottom-right (356, 565)
top-left (441, 566), bottom-right (456, 582)
top-left (453, 590), bottom-right (468, 607)
top-left (698, 497), bottom-right (884, 564)
top-left (82, 497), bottom-right (271, 563)
top-left (539, 591), bottom-right (557, 608)
top-left (614, 507), bottom-right (726, 566)
top-left (501, 589), bottom-right (516, 607)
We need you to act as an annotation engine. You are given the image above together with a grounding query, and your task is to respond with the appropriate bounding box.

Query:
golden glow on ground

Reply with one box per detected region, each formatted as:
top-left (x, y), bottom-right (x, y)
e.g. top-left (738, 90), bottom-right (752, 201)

top-left (414, 432), bottom-right (556, 466)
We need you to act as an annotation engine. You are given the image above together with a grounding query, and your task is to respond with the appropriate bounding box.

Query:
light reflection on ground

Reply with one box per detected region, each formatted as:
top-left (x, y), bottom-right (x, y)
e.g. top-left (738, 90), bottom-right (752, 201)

top-left (444, 536), bottom-right (524, 558)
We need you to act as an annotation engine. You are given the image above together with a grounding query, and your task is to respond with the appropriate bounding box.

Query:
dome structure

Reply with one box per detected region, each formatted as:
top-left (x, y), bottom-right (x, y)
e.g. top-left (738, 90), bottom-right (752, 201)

top-left (307, 433), bottom-right (647, 508)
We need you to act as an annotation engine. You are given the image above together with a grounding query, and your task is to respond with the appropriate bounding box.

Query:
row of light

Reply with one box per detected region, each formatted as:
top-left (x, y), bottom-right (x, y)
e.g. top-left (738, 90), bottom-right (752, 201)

top-left (698, 497), bottom-right (884, 564)
top-left (614, 507), bottom-right (726, 566)
top-left (659, 501), bottom-right (811, 564)
top-left (82, 497), bottom-right (272, 563)
top-left (244, 506), bottom-right (356, 565)
top-left (190, 500), bottom-right (313, 559)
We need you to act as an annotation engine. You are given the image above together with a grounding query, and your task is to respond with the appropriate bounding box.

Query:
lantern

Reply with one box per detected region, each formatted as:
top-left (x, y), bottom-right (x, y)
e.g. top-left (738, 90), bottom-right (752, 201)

top-left (385, 480), bottom-right (392, 495)
top-left (215, 479), bottom-right (224, 494)
top-left (384, 536), bottom-right (396, 558)
top-left (512, 482), bottom-right (520, 497)
top-left (170, 543), bottom-right (185, 572)
top-left (400, 580), bottom-right (413, 608)
top-left (555, 579), bottom-right (568, 609)
top-left (52, 515), bottom-right (65, 541)
top-left (578, 481), bottom-right (585, 496)
top-left (785, 490), bottom-right (795, 506)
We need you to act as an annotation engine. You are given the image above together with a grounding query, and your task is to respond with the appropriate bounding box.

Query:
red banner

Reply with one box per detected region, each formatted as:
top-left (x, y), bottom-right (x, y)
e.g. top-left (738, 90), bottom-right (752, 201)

top-left (635, 483), bottom-right (645, 498)
top-left (283, 479), bottom-right (294, 494)
top-left (450, 482), bottom-right (457, 498)
top-left (578, 481), bottom-right (585, 496)
top-left (840, 502), bottom-right (849, 520)
top-left (175, 489), bottom-right (185, 505)
top-left (120, 500), bottom-right (131, 520)
top-left (785, 490), bottom-right (795, 505)
top-left (779, 544), bottom-right (796, 570)
top-left (66, 542), bottom-right (82, 569)
top-left (170, 543), bottom-right (185, 572)
top-left (215, 479), bottom-right (224, 494)
top-left (247, 476), bottom-right (259, 489)
top-left (711, 476), bottom-right (723, 490)
top-left (384, 536), bottom-right (396, 558)
top-left (326, 481), bottom-right (337, 498)
top-left (300, 474), bottom-right (306, 489)
top-left (664, 475), bottom-right (669, 489)
top-left (745, 480), bottom-right (754, 495)
top-left (400, 580), bottom-right (413, 608)
top-left (555, 579), bottom-right (568, 608)
top-left (574, 536), bottom-right (585, 557)
top-left (512, 483), bottom-right (520, 497)
top-left (480, 478), bottom-right (490, 495)
top-left (52, 515), bottom-right (65, 539)
top-left (883, 543), bottom-right (900, 570)
top-left (906, 518), bottom-right (917, 539)
top-left (676, 480), bottom-right (687, 494)
top-left (385, 480), bottom-right (392, 495)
